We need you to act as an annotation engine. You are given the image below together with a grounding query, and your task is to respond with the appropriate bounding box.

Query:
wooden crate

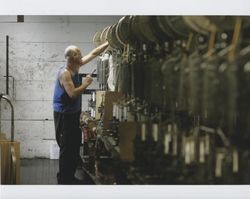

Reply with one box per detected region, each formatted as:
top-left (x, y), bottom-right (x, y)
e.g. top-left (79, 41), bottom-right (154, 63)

top-left (0, 140), bottom-right (20, 184)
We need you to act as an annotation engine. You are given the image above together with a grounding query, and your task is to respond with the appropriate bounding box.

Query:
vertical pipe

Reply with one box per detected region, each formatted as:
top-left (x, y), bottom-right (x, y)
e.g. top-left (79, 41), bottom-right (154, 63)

top-left (0, 95), bottom-right (14, 142)
top-left (6, 35), bottom-right (9, 95)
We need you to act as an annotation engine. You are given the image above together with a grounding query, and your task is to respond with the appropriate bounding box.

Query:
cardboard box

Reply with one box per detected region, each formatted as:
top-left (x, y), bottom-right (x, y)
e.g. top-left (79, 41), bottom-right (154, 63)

top-left (50, 140), bottom-right (59, 160)
top-left (0, 140), bottom-right (20, 184)
top-left (103, 91), bottom-right (123, 129)
top-left (119, 122), bottom-right (138, 162)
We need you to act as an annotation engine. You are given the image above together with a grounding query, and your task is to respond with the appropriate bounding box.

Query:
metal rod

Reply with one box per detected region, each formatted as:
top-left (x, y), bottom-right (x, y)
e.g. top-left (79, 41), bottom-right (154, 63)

top-left (6, 35), bottom-right (9, 95)
top-left (91, 69), bottom-right (97, 75)
top-left (0, 94), bottom-right (14, 142)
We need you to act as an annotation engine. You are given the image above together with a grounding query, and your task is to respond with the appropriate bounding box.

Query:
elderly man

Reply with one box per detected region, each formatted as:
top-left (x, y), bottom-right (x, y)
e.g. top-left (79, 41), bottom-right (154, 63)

top-left (53, 41), bottom-right (109, 184)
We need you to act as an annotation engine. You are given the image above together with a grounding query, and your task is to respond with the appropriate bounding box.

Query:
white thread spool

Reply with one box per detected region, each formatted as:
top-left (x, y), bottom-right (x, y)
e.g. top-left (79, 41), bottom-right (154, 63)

top-left (152, 124), bottom-right (159, 142)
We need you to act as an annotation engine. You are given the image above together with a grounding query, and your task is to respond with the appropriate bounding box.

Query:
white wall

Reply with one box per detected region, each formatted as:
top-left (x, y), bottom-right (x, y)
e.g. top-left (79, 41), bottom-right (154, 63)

top-left (0, 16), bottom-right (121, 158)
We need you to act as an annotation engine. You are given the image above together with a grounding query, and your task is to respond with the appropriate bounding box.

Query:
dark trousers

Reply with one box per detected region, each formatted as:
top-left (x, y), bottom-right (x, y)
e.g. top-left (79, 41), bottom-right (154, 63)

top-left (54, 111), bottom-right (81, 184)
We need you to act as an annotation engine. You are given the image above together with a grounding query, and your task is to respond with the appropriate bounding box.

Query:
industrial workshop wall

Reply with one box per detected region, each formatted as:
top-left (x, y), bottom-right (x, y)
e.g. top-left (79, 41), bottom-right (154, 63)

top-left (0, 16), bottom-right (121, 158)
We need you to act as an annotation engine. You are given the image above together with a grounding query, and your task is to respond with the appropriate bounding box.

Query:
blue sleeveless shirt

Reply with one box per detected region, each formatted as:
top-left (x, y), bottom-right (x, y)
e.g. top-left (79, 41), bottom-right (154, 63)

top-left (53, 66), bottom-right (81, 113)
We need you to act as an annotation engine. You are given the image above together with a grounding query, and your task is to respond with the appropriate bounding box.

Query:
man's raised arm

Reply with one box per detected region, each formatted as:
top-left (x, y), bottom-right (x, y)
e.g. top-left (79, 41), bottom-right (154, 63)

top-left (81, 41), bottom-right (109, 66)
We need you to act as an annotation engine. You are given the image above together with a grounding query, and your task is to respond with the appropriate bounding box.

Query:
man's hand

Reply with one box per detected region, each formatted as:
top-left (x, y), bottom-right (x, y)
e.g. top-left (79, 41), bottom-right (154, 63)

top-left (83, 74), bottom-right (93, 86)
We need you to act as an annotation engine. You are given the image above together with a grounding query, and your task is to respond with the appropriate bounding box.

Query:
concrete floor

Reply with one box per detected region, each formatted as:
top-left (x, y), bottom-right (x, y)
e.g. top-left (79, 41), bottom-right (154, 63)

top-left (20, 158), bottom-right (58, 184)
